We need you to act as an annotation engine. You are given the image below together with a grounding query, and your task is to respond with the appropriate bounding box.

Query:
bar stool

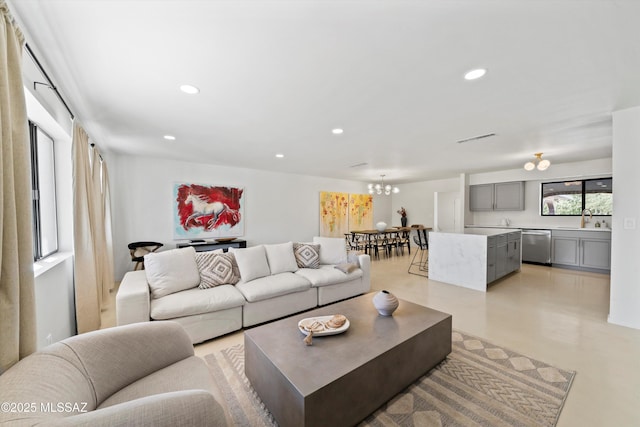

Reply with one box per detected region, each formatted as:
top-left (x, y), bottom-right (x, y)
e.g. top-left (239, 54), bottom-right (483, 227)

top-left (408, 228), bottom-right (428, 277)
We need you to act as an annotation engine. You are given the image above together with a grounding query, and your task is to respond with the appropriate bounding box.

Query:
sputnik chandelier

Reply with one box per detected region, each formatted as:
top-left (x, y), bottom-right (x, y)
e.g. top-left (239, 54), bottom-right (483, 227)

top-left (368, 174), bottom-right (400, 195)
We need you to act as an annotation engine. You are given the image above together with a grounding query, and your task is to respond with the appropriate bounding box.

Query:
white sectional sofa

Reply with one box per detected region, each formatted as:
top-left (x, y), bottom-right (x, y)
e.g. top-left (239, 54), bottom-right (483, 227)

top-left (116, 237), bottom-right (370, 344)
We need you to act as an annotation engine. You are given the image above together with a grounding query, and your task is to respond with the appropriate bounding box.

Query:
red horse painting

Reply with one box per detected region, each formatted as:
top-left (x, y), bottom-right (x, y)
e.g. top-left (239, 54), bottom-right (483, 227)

top-left (174, 183), bottom-right (244, 238)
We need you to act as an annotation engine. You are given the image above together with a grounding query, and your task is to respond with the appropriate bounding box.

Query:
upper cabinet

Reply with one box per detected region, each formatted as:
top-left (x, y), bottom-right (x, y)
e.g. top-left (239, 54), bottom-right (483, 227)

top-left (469, 181), bottom-right (525, 211)
top-left (469, 184), bottom-right (494, 211)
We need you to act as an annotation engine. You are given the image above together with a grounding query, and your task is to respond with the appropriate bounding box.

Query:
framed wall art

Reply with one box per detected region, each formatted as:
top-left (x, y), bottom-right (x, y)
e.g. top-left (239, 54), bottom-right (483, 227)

top-left (319, 191), bottom-right (349, 237)
top-left (348, 193), bottom-right (373, 231)
top-left (174, 182), bottom-right (244, 240)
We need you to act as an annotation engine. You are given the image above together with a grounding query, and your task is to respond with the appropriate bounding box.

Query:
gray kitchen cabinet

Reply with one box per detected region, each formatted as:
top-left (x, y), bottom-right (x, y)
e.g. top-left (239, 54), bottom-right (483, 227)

top-left (581, 238), bottom-right (611, 270)
top-left (494, 182), bottom-right (525, 211)
top-left (495, 236), bottom-right (508, 279)
top-left (469, 184), bottom-right (494, 211)
top-left (469, 181), bottom-right (524, 211)
top-left (507, 231), bottom-right (522, 272)
top-left (551, 237), bottom-right (579, 266)
top-left (551, 230), bottom-right (610, 272)
top-left (487, 231), bottom-right (520, 282)
top-left (487, 239), bottom-right (496, 283)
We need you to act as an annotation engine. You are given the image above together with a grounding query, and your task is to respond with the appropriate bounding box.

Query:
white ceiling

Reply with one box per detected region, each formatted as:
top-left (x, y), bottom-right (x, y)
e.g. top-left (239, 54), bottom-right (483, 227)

top-left (9, 0), bottom-right (640, 184)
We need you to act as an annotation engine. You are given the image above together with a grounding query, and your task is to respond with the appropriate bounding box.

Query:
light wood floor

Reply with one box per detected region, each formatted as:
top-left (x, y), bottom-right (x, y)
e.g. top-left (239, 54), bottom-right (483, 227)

top-left (105, 252), bottom-right (640, 427)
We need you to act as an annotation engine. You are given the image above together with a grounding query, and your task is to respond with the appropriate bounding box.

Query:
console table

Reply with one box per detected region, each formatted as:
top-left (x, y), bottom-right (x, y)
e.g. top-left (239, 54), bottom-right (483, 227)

top-left (176, 239), bottom-right (247, 252)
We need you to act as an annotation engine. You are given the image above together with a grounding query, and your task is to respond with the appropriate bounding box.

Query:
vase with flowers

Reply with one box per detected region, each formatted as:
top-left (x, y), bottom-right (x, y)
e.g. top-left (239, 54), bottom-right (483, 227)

top-left (397, 207), bottom-right (407, 227)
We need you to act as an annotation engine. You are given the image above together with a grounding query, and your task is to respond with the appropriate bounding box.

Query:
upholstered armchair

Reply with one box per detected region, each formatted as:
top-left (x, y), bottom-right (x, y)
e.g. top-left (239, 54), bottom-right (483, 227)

top-left (0, 321), bottom-right (229, 426)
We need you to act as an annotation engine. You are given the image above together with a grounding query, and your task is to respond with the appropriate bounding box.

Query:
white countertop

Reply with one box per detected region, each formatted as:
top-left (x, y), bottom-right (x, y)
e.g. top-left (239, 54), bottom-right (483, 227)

top-left (431, 228), bottom-right (518, 237)
top-left (465, 225), bottom-right (611, 232)
top-left (464, 228), bottom-right (517, 236)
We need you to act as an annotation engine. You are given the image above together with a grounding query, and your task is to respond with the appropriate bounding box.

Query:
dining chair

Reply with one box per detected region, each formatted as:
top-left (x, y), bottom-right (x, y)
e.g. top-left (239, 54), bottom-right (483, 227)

top-left (345, 233), bottom-right (365, 252)
top-left (373, 232), bottom-right (390, 259)
top-left (395, 229), bottom-right (411, 255)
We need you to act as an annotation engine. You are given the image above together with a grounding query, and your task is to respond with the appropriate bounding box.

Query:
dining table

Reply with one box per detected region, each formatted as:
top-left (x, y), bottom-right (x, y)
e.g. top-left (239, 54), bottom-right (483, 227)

top-left (348, 226), bottom-right (431, 258)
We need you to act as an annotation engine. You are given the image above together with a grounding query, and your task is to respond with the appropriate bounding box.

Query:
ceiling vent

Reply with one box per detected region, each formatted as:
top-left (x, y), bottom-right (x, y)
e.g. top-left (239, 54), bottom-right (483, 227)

top-left (456, 133), bottom-right (496, 144)
top-left (349, 162), bottom-right (368, 168)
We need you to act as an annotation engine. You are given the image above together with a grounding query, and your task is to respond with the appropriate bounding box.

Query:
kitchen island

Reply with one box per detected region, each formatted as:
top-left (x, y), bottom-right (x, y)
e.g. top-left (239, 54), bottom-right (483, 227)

top-left (428, 228), bottom-right (521, 291)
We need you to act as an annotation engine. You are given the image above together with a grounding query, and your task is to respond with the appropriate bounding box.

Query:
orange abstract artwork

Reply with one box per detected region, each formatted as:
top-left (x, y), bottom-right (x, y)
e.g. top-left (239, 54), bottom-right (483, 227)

top-left (319, 191), bottom-right (349, 237)
top-left (348, 193), bottom-right (373, 231)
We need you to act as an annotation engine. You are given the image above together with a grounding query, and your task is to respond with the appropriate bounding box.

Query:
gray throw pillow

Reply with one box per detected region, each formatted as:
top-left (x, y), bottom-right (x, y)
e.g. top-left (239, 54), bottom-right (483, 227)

top-left (195, 251), bottom-right (240, 288)
top-left (293, 243), bottom-right (320, 269)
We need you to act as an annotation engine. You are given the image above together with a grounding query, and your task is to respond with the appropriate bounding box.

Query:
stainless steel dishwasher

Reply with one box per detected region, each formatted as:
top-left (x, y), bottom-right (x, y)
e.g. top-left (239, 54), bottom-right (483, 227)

top-left (521, 229), bottom-right (552, 265)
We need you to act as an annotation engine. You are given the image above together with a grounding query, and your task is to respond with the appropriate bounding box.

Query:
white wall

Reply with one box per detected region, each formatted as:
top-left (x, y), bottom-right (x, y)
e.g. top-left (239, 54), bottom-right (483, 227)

top-left (469, 158), bottom-right (613, 228)
top-left (34, 255), bottom-right (75, 349)
top-left (371, 193), bottom-right (393, 227)
top-left (111, 155), bottom-right (370, 279)
top-left (609, 106), bottom-right (640, 329)
top-left (391, 177), bottom-right (460, 228)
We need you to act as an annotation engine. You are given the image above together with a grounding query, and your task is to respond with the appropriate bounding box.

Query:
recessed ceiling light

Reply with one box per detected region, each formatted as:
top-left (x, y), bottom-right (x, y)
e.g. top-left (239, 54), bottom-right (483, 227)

top-left (464, 68), bottom-right (487, 80)
top-left (275, 153), bottom-right (284, 158)
top-left (163, 135), bottom-right (176, 141)
top-left (179, 84), bottom-right (200, 94)
top-left (332, 128), bottom-right (344, 135)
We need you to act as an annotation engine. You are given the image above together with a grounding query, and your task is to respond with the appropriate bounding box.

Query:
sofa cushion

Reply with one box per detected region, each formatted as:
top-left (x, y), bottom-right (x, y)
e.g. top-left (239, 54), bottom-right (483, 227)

top-left (194, 251), bottom-right (240, 288)
top-left (264, 242), bottom-right (298, 274)
top-left (313, 236), bottom-right (348, 265)
top-left (295, 265), bottom-right (363, 287)
top-left (229, 245), bottom-right (271, 282)
top-left (99, 357), bottom-right (219, 409)
top-left (293, 242), bottom-right (320, 268)
top-left (235, 272), bottom-right (311, 303)
top-left (150, 285), bottom-right (245, 320)
top-left (145, 247), bottom-right (200, 298)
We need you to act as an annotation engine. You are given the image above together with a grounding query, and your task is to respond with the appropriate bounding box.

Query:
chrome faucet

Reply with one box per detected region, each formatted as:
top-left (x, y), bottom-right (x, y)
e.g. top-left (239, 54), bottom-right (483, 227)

top-left (580, 209), bottom-right (593, 228)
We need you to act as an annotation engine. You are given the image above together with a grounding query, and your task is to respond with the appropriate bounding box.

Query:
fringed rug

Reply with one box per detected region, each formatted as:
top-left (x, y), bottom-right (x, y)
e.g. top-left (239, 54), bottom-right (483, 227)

top-left (204, 331), bottom-right (575, 427)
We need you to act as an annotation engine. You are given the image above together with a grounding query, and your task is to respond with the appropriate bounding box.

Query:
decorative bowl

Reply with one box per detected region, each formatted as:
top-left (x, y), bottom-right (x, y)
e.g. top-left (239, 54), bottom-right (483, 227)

top-left (214, 237), bottom-right (236, 243)
top-left (375, 221), bottom-right (388, 232)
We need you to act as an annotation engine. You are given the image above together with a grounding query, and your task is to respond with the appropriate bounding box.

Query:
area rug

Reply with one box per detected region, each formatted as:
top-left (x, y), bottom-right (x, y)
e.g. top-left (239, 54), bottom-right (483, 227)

top-left (204, 330), bottom-right (575, 427)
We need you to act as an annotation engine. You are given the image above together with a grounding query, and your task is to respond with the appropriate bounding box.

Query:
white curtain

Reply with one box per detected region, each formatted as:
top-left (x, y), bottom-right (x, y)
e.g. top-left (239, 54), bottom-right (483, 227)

top-left (72, 123), bottom-right (114, 333)
top-left (91, 145), bottom-right (114, 308)
top-left (0, 0), bottom-right (37, 373)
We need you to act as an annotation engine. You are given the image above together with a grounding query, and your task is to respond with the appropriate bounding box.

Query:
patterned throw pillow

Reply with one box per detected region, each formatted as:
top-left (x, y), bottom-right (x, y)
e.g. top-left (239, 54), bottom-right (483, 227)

top-left (195, 251), bottom-right (240, 289)
top-left (293, 243), bottom-right (320, 269)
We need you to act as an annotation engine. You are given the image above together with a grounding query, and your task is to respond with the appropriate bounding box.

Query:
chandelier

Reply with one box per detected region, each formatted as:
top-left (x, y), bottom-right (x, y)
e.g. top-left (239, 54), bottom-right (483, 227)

top-left (524, 152), bottom-right (551, 171)
top-left (368, 174), bottom-right (400, 195)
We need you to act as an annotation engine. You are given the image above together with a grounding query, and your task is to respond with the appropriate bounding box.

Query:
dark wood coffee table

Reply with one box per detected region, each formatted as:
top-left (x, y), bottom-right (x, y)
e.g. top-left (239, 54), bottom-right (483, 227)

top-left (244, 293), bottom-right (452, 427)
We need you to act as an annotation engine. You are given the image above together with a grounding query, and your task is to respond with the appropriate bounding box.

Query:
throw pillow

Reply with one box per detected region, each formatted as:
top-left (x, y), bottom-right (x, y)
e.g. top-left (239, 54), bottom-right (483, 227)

top-left (334, 263), bottom-right (359, 274)
top-left (312, 236), bottom-right (348, 265)
top-left (195, 251), bottom-right (240, 288)
top-left (144, 246), bottom-right (200, 299)
top-left (293, 243), bottom-right (320, 269)
top-left (264, 242), bottom-right (298, 274)
top-left (229, 245), bottom-right (271, 282)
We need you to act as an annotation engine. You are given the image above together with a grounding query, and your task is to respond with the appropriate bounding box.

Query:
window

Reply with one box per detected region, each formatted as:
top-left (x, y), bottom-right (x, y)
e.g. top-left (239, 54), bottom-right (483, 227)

top-left (541, 178), bottom-right (613, 216)
top-left (29, 121), bottom-right (59, 260)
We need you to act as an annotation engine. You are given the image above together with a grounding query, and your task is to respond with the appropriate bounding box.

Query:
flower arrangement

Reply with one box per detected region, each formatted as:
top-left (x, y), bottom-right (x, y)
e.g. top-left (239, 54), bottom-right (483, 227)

top-left (397, 207), bottom-right (407, 217)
